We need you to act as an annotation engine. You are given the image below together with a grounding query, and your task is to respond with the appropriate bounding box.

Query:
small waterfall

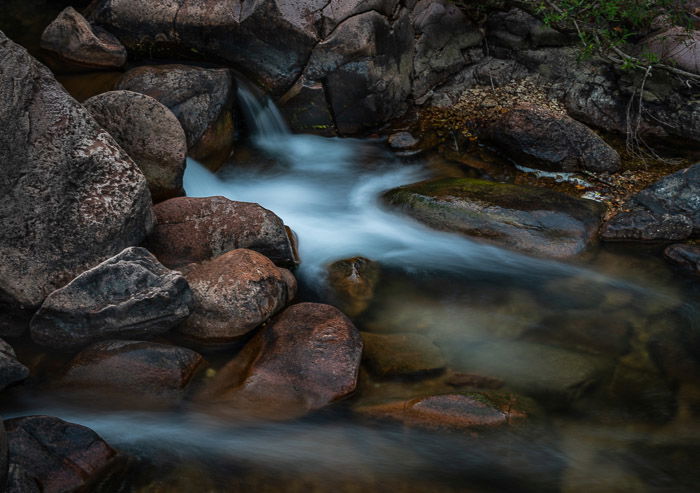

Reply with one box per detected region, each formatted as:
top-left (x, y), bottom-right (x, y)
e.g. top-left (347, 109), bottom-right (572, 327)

top-left (236, 80), bottom-right (289, 138)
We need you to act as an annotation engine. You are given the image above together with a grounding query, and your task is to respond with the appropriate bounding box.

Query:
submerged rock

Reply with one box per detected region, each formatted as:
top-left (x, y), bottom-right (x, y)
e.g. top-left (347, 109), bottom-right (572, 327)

top-left (601, 164), bottom-right (700, 241)
top-left (5, 416), bottom-right (122, 493)
top-left (179, 249), bottom-right (292, 348)
top-left (0, 340), bottom-right (29, 392)
top-left (664, 243), bottom-right (700, 275)
top-left (30, 247), bottom-right (192, 350)
top-left (40, 7), bottom-right (126, 72)
top-left (383, 177), bottom-right (604, 258)
top-left (57, 340), bottom-right (205, 405)
top-left (362, 332), bottom-right (445, 377)
top-left (146, 196), bottom-right (298, 268)
top-left (481, 103), bottom-right (621, 173)
top-left (326, 257), bottom-right (380, 317)
top-left (356, 391), bottom-right (535, 432)
top-left (84, 90), bottom-right (187, 202)
top-left (0, 32), bottom-right (153, 330)
top-left (0, 417), bottom-right (5, 491)
top-left (116, 64), bottom-right (235, 166)
top-left (197, 303), bottom-right (362, 420)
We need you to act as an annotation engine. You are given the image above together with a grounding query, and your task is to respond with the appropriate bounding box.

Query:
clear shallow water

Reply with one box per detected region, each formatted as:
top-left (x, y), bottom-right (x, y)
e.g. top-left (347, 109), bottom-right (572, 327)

top-left (3, 85), bottom-right (700, 492)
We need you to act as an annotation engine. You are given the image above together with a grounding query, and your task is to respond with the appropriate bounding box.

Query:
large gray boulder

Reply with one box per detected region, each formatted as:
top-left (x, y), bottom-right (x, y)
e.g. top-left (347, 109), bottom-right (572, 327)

top-left (84, 90), bottom-right (187, 202)
top-left (602, 164), bottom-right (700, 241)
top-left (40, 6), bottom-right (127, 72)
top-left (30, 247), bottom-right (193, 350)
top-left (0, 339), bottom-right (29, 392)
top-left (116, 64), bottom-right (235, 166)
top-left (0, 31), bottom-right (153, 336)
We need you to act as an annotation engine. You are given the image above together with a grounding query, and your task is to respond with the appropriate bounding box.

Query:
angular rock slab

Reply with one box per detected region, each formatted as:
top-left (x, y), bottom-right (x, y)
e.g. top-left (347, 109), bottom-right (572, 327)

top-left (0, 340), bottom-right (29, 392)
top-left (58, 340), bottom-right (205, 404)
top-left (355, 392), bottom-right (534, 432)
top-left (31, 247), bottom-right (192, 350)
top-left (40, 6), bottom-right (127, 72)
top-left (179, 249), bottom-right (292, 348)
top-left (0, 32), bottom-right (153, 314)
top-left (383, 177), bottom-right (605, 258)
top-left (197, 303), bottom-right (362, 420)
top-left (146, 196), bottom-right (298, 268)
top-left (5, 416), bottom-right (121, 493)
top-left (482, 103), bottom-right (621, 173)
top-left (116, 64), bottom-right (235, 163)
top-left (84, 90), bottom-right (187, 202)
top-left (664, 243), bottom-right (700, 275)
top-left (602, 164), bottom-right (700, 241)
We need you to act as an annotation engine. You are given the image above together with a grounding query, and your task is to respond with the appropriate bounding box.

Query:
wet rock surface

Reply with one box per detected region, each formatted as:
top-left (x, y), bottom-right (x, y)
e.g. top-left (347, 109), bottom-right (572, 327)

top-left (84, 90), bottom-right (187, 202)
top-left (664, 243), bottom-right (700, 275)
top-left (146, 196), bottom-right (297, 268)
top-left (482, 103), bottom-right (620, 173)
top-left (0, 31), bottom-right (153, 318)
top-left (362, 332), bottom-right (445, 377)
top-left (602, 164), bottom-right (700, 241)
top-left (197, 303), bottom-right (362, 420)
top-left (57, 340), bottom-right (205, 404)
top-left (5, 416), bottom-right (121, 493)
top-left (326, 257), bottom-right (380, 317)
top-left (383, 177), bottom-right (605, 258)
top-left (0, 417), bottom-right (5, 491)
top-left (0, 340), bottom-right (29, 392)
top-left (356, 392), bottom-right (534, 432)
top-left (179, 249), bottom-right (291, 348)
top-left (40, 6), bottom-right (126, 72)
top-left (116, 64), bottom-right (235, 164)
top-left (31, 247), bottom-right (193, 350)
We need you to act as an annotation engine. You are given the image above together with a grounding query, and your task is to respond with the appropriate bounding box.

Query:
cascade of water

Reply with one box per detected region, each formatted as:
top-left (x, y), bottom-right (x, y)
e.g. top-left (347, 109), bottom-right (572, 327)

top-left (236, 80), bottom-right (289, 138)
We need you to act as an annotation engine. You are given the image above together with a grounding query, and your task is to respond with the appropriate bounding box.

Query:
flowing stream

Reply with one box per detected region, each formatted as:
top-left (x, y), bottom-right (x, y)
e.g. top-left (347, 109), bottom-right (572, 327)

top-left (3, 84), bottom-right (700, 492)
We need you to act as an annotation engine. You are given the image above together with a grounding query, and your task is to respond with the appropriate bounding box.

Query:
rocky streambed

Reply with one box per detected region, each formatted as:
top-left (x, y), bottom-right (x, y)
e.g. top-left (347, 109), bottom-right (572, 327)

top-left (2, 1), bottom-right (700, 492)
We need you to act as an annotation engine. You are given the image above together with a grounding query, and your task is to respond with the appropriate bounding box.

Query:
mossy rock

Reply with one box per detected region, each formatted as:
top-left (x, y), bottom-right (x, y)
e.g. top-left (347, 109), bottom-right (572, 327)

top-left (383, 177), bottom-right (604, 258)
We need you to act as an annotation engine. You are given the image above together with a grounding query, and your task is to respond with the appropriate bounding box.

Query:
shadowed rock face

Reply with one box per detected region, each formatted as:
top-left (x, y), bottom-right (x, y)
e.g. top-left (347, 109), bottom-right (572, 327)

top-left (5, 416), bottom-right (121, 493)
top-left (0, 31), bottom-right (153, 335)
top-left (30, 247), bottom-right (193, 350)
top-left (0, 417), bottom-right (6, 492)
top-left (116, 64), bottom-right (235, 164)
top-left (0, 339), bottom-right (29, 392)
top-left (179, 249), bottom-right (292, 348)
top-left (84, 90), bottom-right (187, 203)
top-left (383, 177), bottom-right (605, 258)
top-left (146, 196), bottom-right (298, 268)
top-left (57, 340), bottom-right (205, 405)
top-left (602, 164), bottom-right (700, 241)
top-left (481, 103), bottom-right (621, 173)
top-left (197, 303), bottom-right (362, 420)
top-left (40, 6), bottom-right (126, 72)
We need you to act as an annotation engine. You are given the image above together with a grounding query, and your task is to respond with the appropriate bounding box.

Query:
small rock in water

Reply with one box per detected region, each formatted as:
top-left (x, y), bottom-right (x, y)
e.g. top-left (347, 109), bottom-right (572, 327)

top-left (326, 257), bottom-right (380, 317)
top-left (84, 90), bottom-right (187, 203)
top-left (197, 303), bottom-right (362, 420)
top-left (57, 340), bottom-right (206, 406)
top-left (178, 249), bottom-right (291, 349)
top-left (0, 339), bottom-right (29, 392)
top-left (361, 332), bottom-right (445, 377)
top-left (40, 7), bottom-right (127, 72)
top-left (445, 372), bottom-right (504, 389)
top-left (663, 243), bottom-right (700, 275)
top-left (30, 247), bottom-right (193, 350)
top-left (146, 196), bottom-right (298, 269)
top-left (355, 391), bottom-right (535, 432)
top-left (4, 416), bottom-right (122, 493)
top-left (387, 131), bottom-right (420, 151)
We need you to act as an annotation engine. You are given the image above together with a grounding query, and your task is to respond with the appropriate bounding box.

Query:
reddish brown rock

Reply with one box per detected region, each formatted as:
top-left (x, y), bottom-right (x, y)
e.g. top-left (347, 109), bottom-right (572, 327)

top-left (146, 196), bottom-right (298, 268)
top-left (197, 303), bottom-right (362, 420)
top-left (356, 392), bottom-right (533, 432)
top-left (5, 416), bottom-right (121, 493)
top-left (179, 249), bottom-right (292, 348)
top-left (40, 7), bottom-right (127, 72)
top-left (57, 340), bottom-right (205, 405)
